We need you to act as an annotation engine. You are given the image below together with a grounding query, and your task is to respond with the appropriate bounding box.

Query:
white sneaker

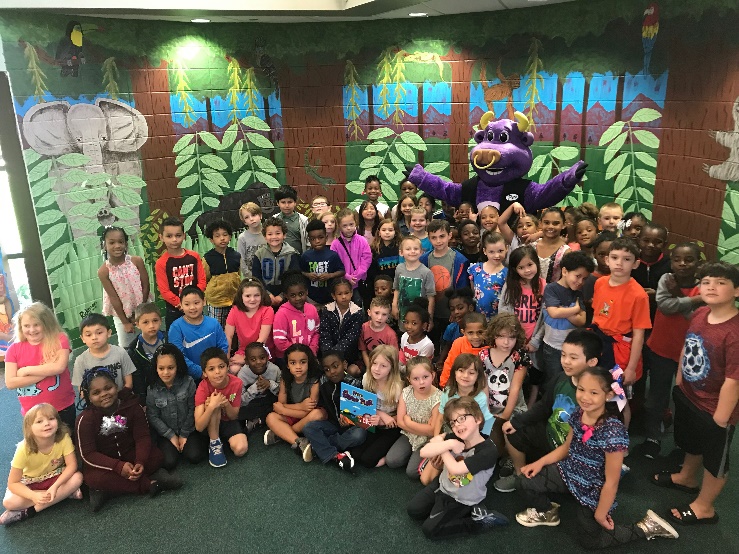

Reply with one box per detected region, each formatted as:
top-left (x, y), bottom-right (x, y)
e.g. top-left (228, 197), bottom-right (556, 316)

top-left (516, 503), bottom-right (560, 527)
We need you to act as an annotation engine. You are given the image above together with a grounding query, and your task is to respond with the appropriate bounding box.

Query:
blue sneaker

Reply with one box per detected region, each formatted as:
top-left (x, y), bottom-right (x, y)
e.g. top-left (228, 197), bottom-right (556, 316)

top-left (471, 505), bottom-right (509, 529)
top-left (209, 438), bottom-right (227, 468)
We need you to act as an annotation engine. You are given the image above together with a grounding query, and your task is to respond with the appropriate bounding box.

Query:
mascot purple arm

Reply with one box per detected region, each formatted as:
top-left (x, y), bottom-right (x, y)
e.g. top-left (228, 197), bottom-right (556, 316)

top-left (407, 111), bottom-right (587, 214)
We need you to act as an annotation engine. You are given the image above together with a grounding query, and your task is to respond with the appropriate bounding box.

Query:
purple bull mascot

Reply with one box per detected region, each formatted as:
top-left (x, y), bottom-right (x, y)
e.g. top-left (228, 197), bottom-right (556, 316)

top-left (406, 111), bottom-right (587, 214)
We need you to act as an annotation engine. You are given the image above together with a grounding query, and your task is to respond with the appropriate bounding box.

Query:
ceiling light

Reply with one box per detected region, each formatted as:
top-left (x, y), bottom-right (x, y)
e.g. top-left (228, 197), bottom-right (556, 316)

top-left (409, 13), bottom-right (427, 17)
top-left (191, 18), bottom-right (211, 23)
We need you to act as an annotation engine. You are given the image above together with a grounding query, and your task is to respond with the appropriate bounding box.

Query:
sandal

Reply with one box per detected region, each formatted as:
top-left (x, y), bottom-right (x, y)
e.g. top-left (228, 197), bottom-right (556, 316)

top-left (651, 471), bottom-right (699, 494)
top-left (668, 505), bottom-right (719, 526)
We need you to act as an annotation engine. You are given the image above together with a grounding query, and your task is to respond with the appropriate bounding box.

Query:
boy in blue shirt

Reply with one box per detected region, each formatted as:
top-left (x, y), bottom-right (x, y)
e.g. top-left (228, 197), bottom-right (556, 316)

top-left (168, 285), bottom-right (228, 380)
top-left (300, 219), bottom-right (345, 307)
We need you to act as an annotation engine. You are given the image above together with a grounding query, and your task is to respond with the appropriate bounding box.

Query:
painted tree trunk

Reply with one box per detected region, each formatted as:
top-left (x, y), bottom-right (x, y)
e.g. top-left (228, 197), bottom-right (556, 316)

top-left (447, 47), bottom-right (474, 184)
top-left (652, 39), bottom-right (739, 258)
top-left (280, 61), bottom-right (347, 206)
top-left (130, 58), bottom-right (182, 218)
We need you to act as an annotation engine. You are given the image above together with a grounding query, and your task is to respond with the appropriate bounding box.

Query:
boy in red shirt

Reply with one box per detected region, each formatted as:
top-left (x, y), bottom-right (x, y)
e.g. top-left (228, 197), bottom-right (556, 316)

top-left (155, 217), bottom-right (206, 330)
top-left (591, 238), bottom-right (651, 387)
top-left (653, 262), bottom-right (739, 526)
top-left (194, 347), bottom-right (247, 468)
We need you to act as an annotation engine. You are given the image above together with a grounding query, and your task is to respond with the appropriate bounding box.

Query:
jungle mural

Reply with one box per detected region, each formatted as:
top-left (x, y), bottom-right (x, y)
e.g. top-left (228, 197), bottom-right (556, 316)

top-left (0, 0), bottom-right (738, 345)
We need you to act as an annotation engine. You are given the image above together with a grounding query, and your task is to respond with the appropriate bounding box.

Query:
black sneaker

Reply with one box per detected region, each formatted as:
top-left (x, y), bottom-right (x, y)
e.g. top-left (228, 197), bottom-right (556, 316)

top-left (335, 451), bottom-right (355, 473)
top-left (245, 418), bottom-right (262, 434)
top-left (637, 439), bottom-right (661, 460)
top-left (89, 489), bottom-right (110, 512)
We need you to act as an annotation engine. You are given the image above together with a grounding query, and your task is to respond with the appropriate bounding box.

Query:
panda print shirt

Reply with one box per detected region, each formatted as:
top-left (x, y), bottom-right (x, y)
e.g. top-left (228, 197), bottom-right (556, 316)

top-left (479, 348), bottom-right (529, 416)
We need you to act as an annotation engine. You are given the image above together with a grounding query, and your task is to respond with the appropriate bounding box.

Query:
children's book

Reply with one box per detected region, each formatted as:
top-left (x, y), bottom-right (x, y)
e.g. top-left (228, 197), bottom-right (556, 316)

top-left (339, 383), bottom-right (377, 433)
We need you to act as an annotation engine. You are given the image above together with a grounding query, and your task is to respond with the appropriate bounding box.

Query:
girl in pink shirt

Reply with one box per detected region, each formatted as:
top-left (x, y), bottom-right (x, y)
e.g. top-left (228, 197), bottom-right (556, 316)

top-left (272, 271), bottom-right (320, 359)
top-left (4, 303), bottom-right (75, 428)
top-left (225, 278), bottom-right (275, 373)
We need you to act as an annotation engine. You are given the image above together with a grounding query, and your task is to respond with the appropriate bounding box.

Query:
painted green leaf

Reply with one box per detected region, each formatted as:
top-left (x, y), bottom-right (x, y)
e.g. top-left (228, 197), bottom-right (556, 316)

top-left (110, 206), bottom-right (139, 220)
top-left (116, 174), bottom-right (147, 189)
top-left (173, 134), bottom-right (194, 153)
top-left (180, 195), bottom-right (199, 215)
top-left (206, 172), bottom-right (229, 191)
top-left (630, 108), bottom-right (662, 123)
top-left (57, 153), bottom-right (91, 167)
top-left (246, 132), bottom-right (274, 149)
top-left (347, 199), bottom-right (362, 211)
top-left (201, 154), bottom-right (228, 171)
top-left (242, 116), bottom-right (270, 132)
top-left (66, 187), bottom-right (107, 202)
top-left (538, 163), bottom-right (552, 184)
top-left (359, 168), bottom-right (379, 181)
top-left (396, 143), bottom-right (417, 163)
top-left (35, 209), bottom-right (65, 226)
top-left (256, 172), bottom-right (280, 189)
top-left (177, 174), bottom-right (199, 190)
top-left (599, 121), bottom-right (626, 146)
top-left (730, 191), bottom-right (739, 217)
top-left (45, 242), bottom-right (71, 269)
top-left (183, 211), bottom-right (202, 233)
top-left (199, 131), bottom-right (223, 151)
top-left (722, 201), bottom-right (737, 229)
top-left (360, 156), bottom-right (383, 169)
top-left (40, 223), bottom-right (67, 249)
top-left (365, 142), bottom-right (388, 153)
top-left (85, 173), bottom-right (112, 187)
top-left (232, 141), bottom-right (247, 171)
top-left (720, 249), bottom-right (739, 264)
top-left (642, 208), bottom-right (652, 220)
top-left (367, 127), bottom-right (394, 140)
top-left (346, 181), bottom-right (365, 194)
top-left (619, 186), bottom-right (634, 202)
top-left (606, 153), bottom-right (629, 180)
top-left (28, 159), bottom-right (53, 183)
top-left (253, 156), bottom-right (277, 173)
top-left (400, 131), bottom-right (427, 151)
top-left (633, 130), bottom-right (660, 149)
top-left (637, 187), bottom-right (654, 202)
top-left (635, 151), bottom-right (657, 168)
top-left (68, 202), bottom-right (103, 217)
top-left (31, 176), bottom-right (55, 198)
top-left (720, 232), bottom-right (739, 251)
top-left (175, 143), bottom-right (196, 164)
top-left (425, 161), bottom-right (449, 174)
top-left (235, 172), bottom-right (253, 190)
top-left (24, 149), bottom-right (41, 166)
top-left (175, 159), bottom-right (196, 177)
top-left (203, 197), bottom-right (220, 208)
top-left (382, 166), bottom-right (397, 185)
top-left (614, 170), bottom-right (631, 195)
top-left (550, 146), bottom-right (579, 160)
top-left (221, 125), bottom-right (238, 148)
top-left (111, 186), bottom-right (143, 206)
top-left (604, 132), bottom-right (627, 163)
top-left (387, 152), bottom-right (404, 171)
top-left (380, 182), bottom-right (398, 203)
top-left (203, 178), bottom-right (223, 195)
top-left (528, 154), bottom-right (548, 177)
top-left (635, 168), bottom-right (656, 186)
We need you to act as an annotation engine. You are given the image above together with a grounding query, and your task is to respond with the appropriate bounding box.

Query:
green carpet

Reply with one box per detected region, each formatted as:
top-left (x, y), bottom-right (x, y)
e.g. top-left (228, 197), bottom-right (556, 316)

top-left (0, 385), bottom-right (737, 554)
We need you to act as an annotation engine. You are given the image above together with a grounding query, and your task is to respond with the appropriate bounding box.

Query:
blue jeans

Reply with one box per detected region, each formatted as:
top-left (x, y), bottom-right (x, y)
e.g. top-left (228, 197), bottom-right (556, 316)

top-left (303, 420), bottom-right (368, 463)
top-left (541, 343), bottom-right (563, 392)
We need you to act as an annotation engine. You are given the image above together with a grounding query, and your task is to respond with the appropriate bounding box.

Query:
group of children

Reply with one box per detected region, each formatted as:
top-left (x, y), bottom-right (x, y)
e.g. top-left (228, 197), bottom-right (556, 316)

top-left (1, 176), bottom-right (737, 550)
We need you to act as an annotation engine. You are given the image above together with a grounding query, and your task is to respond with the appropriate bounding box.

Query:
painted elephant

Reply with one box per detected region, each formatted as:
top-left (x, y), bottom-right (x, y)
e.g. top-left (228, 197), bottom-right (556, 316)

top-left (21, 98), bottom-right (148, 238)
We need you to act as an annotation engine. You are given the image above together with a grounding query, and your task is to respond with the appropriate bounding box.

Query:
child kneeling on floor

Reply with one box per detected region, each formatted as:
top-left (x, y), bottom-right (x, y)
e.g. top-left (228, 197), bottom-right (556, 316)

top-left (516, 366), bottom-right (677, 549)
top-left (407, 397), bottom-right (508, 539)
top-left (264, 343), bottom-right (324, 462)
top-left (0, 404), bottom-right (83, 525)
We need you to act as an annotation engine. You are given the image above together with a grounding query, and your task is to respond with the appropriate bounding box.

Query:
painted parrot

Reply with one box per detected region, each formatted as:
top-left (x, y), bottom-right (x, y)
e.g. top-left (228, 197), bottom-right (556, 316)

top-left (56, 20), bottom-right (85, 77)
top-left (642, 3), bottom-right (660, 75)
top-left (406, 111), bottom-right (587, 215)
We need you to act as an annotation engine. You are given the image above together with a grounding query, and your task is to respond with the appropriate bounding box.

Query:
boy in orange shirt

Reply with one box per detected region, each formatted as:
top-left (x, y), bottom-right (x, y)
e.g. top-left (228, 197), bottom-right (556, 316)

top-left (440, 312), bottom-right (487, 388)
top-left (591, 238), bottom-right (652, 387)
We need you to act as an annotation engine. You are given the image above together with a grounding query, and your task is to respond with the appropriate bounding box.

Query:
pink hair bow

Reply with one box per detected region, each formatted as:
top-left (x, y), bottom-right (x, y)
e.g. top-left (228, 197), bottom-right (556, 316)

top-left (609, 365), bottom-right (627, 412)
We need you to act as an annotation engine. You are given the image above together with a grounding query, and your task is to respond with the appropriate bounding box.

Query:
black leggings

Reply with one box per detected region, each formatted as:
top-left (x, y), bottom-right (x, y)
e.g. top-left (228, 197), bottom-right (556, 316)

top-left (407, 479), bottom-right (475, 539)
top-left (520, 464), bottom-right (646, 550)
top-left (157, 432), bottom-right (208, 470)
top-left (351, 427), bottom-right (401, 468)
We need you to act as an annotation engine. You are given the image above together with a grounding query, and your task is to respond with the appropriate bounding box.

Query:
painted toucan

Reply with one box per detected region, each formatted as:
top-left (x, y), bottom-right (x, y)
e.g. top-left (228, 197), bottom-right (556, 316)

top-left (56, 20), bottom-right (85, 77)
top-left (641, 3), bottom-right (660, 75)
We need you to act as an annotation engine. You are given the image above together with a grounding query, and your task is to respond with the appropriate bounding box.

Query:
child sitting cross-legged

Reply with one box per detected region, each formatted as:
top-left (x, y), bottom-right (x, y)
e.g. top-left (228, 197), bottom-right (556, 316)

top-left (237, 342), bottom-right (281, 434)
top-left (516, 367), bottom-right (677, 548)
top-left (194, 348), bottom-right (248, 468)
top-left (407, 397), bottom-right (508, 539)
top-left (301, 350), bottom-right (368, 472)
top-left (264, 344), bottom-right (324, 462)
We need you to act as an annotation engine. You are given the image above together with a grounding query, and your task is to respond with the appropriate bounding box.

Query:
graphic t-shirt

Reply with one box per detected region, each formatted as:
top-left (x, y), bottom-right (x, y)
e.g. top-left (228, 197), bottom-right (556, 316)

top-left (468, 263), bottom-right (507, 319)
top-left (591, 277), bottom-right (651, 336)
top-left (400, 333), bottom-right (435, 362)
top-left (439, 432), bottom-right (497, 506)
top-left (11, 435), bottom-right (74, 484)
top-left (546, 375), bottom-right (578, 449)
top-left (500, 278), bottom-right (545, 340)
top-left (427, 250), bottom-right (456, 321)
top-left (155, 250), bottom-right (206, 309)
top-left (300, 248), bottom-right (344, 305)
top-left (542, 282), bottom-right (582, 350)
top-left (237, 230), bottom-right (267, 277)
top-left (479, 348), bottom-right (529, 415)
top-left (359, 322), bottom-right (399, 352)
top-left (194, 374), bottom-right (243, 421)
top-left (72, 345), bottom-right (137, 388)
top-left (680, 306), bottom-right (739, 425)
top-left (374, 243), bottom-right (401, 278)
top-left (393, 263), bottom-right (435, 325)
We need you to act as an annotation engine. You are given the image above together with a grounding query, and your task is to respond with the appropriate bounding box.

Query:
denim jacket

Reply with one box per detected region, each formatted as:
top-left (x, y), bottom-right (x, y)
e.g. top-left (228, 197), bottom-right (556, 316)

top-left (146, 375), bottom-right (196, 439)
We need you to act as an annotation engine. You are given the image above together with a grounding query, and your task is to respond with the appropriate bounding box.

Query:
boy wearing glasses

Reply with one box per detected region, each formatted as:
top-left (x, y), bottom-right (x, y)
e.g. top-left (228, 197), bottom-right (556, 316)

top-left (310, 196), bottom-right (332, 217)
top-left (407, 397), bottom-right (508, 539)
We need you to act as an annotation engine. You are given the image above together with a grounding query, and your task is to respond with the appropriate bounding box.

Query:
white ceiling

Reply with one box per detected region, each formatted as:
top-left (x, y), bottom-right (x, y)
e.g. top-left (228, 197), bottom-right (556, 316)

top-left (0, 0), bottom-right (575, 23)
